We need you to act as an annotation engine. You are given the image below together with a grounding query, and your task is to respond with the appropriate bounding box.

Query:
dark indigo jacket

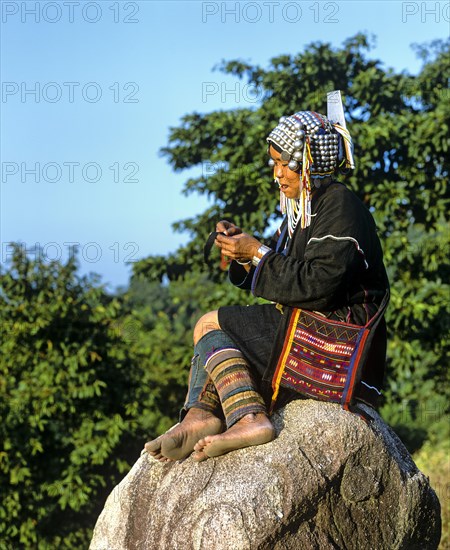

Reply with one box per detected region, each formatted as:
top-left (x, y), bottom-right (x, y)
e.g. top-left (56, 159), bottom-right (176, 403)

top-left (228, 182), bottom-right (390, 407)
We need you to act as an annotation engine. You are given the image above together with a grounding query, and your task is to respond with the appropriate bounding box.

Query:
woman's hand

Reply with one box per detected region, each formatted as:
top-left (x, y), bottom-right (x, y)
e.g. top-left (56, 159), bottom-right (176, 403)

top-left (215, 232), bottom-right (261, 262)
top-left (216, 220), bottom-right (242, 237)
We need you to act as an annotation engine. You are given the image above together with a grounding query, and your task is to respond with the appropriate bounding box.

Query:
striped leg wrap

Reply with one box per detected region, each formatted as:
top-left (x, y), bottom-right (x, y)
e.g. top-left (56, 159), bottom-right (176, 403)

top-left (193, 378), bottom-right (222, 416)
top-left (205, 348), bottom-right (266, 428)
top-left (180, 330), bottom-right (235, 421)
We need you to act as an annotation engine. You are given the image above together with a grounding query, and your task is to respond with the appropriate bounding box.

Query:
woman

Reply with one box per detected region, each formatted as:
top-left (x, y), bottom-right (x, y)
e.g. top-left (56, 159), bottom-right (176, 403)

top-left (145, 110), bottom-right (389, 463)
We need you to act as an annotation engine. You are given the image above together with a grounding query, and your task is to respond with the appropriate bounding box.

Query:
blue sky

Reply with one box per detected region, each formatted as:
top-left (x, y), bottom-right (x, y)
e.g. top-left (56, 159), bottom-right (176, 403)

top-left (1, 0), bottom-right (448, 290)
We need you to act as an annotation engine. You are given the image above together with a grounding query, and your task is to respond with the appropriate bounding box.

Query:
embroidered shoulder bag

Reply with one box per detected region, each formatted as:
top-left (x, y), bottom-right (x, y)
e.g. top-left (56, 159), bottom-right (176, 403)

top-left (271, 291), bottom-right (389, 412)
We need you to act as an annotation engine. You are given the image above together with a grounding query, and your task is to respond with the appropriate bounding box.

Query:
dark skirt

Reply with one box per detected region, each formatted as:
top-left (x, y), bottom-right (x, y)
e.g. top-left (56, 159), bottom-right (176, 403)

top-left (217, 303), bottom-right (282, 377)
top-left (218, 302), bottom-right (303, 408)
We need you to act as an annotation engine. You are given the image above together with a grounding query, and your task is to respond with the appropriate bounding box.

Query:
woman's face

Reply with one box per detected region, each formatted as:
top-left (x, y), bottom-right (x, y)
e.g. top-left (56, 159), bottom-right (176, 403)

top-left (268, 144), bottom-right (302, 199)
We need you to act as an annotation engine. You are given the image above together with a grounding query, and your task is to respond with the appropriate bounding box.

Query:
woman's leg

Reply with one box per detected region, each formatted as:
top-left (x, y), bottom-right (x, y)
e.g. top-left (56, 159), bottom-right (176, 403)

top-left (193, 347), bottom-right (275, 461)
top-left (145, 310), bottom-right (275, 461)
top-left (145, 312), bottom-right (229, 461)
top-left (180, 313), bottom-right (233, 420)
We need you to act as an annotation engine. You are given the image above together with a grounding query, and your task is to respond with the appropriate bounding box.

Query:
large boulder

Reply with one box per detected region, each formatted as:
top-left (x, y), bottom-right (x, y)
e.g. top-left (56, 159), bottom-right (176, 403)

top-left (90, 400), bottom-right (441, 550)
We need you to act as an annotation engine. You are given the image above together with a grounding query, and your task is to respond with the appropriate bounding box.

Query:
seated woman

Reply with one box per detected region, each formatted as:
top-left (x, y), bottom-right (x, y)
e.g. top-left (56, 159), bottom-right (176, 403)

top-left (145, 109), bottom-right (389, 463)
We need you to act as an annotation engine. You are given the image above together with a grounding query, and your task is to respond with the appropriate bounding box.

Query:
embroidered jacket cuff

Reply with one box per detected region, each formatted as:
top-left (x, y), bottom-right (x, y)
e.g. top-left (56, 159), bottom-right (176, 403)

top-left (251, 249), bottom-right (275, 295)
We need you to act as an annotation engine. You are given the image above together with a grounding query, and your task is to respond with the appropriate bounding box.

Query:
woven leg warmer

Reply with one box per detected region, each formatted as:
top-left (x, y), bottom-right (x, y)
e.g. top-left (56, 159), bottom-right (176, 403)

top-left (205, 347), bottom-right (266, 428)
top-left (180, 330), bottom-right (235, 421)
top-left (194, 379), bottom-right (221, 413)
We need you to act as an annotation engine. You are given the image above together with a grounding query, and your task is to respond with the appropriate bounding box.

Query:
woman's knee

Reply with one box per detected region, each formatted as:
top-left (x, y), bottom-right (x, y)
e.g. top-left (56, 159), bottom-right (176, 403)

top-left (193, 310), bottom-right (220, 345)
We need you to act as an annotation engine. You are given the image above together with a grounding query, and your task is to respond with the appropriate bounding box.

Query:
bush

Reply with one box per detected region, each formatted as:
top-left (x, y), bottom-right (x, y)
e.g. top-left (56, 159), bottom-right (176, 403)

top-left (0, 246), bottom-right (141, 548)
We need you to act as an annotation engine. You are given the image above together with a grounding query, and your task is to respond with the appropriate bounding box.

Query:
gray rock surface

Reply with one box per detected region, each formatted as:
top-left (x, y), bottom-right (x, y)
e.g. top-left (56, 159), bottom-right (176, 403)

top-left (90, 400), bottom-right (441, 550)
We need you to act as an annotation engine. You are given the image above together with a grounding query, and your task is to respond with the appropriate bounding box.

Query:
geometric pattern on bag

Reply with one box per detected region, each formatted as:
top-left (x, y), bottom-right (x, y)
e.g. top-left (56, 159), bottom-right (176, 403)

top-left (302, 314), bottom-right (360, 342)
top-left (279, 311), bottom-right (362, 402)
top-left (271, 292), bottom-right (389, 413)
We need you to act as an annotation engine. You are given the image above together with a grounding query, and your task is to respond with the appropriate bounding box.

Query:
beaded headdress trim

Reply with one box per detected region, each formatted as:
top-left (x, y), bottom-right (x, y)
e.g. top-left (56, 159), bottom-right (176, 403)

top-left (267, 109), bottom-right (354, 232)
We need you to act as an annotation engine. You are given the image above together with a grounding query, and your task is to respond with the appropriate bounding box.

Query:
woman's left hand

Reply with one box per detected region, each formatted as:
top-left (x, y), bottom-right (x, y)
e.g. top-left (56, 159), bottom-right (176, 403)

top-left (215, 232), bottom-right (261, 262)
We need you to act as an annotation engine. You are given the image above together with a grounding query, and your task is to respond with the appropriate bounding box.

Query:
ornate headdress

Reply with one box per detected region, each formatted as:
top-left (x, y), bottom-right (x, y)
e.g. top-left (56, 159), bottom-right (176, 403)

top-left (266, 91), bottom-right (354, 234)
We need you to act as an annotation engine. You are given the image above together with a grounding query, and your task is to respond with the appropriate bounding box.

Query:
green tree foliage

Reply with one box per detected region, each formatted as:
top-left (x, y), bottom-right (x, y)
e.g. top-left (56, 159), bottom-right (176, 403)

top-left (132, 34), bottom-right (449, 449)
top-left (0, 246), bottom-right (142, 548)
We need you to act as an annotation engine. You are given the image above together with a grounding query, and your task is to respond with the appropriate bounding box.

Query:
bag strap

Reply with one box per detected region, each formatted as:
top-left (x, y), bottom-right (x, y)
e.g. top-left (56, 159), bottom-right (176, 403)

top-left (341, 289), bottom-right (390, 410)
top-left (364, 289), bottom-right (390, 330)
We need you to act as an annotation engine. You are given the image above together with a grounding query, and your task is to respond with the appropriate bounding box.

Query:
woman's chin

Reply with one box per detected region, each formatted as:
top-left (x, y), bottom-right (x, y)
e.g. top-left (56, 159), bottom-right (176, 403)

top-left (282, 190), bottom-right (297, 199)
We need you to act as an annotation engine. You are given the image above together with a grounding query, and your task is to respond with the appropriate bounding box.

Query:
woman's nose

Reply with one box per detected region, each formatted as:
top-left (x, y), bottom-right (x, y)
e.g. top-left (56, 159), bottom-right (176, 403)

top-left (275, 165), bottom-right (283, 177)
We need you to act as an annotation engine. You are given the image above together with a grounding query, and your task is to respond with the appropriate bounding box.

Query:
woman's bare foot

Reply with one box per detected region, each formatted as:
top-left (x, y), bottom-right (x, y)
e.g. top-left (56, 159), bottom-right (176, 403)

top-left (144, 425), bottom-right (178, 463)
top-left (192, 413), bottom-right (275, 461)
top-left (147, 452), bottom-right (173, 463)
top-left (144, 408), bottom-right (224, 461)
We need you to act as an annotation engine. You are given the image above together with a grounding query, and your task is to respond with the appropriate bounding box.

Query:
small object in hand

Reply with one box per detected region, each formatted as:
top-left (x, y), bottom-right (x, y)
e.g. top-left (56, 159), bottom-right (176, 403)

top-left (204, 231), bottom-right (226, 266)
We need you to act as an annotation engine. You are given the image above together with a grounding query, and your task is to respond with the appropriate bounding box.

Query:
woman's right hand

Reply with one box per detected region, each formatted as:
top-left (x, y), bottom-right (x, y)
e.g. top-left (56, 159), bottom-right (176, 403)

top-left (216, 220), bottom-right (242, 236)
